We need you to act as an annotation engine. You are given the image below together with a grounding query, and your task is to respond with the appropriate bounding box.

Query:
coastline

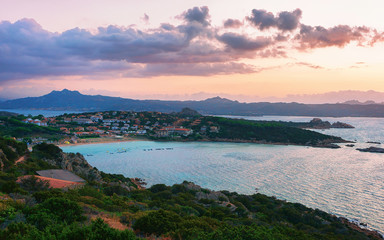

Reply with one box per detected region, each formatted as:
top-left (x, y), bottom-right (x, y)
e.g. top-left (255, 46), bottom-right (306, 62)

top-left (57, 135), bottom-right (348, 149)
top-left (56, 136), bottom-right (145, 147)
top-left (53, 137), bottom-right (383, 237)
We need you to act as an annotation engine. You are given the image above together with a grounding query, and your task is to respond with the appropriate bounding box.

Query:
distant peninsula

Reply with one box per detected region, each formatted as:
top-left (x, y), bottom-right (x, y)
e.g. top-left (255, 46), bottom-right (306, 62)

top-left (3, 89), bottom-right (384, 117)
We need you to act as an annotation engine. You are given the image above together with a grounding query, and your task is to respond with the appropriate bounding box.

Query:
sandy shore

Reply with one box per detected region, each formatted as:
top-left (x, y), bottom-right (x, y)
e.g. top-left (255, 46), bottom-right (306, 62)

top-left (56, 136), bottom-right (144, 147)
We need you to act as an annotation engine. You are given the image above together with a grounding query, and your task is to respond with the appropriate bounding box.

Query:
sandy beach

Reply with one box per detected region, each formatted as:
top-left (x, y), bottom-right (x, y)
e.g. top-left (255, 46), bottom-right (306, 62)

top-left (56, 136), bottom-right (144, 147)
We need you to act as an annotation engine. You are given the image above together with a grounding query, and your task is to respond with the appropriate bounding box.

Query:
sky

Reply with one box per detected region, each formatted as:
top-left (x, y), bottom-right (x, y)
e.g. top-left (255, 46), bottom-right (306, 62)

top-left (1, 0), bottom-right (384, 102)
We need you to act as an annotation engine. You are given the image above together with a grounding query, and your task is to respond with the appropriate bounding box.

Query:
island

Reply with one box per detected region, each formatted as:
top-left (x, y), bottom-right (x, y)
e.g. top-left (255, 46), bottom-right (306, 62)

top-left (356, 146), bottom-right (384, 153)
top-left (0, 109), bottom-right (349, 149)
top-left (282, 118), bottom-right (355, 129)
top-left (0, 137), bottom-right (381, 239)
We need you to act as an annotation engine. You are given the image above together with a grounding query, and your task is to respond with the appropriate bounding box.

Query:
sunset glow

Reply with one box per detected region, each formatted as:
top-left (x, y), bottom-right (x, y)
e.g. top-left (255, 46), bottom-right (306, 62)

top-left (1, 0), bottom-right (384, 101)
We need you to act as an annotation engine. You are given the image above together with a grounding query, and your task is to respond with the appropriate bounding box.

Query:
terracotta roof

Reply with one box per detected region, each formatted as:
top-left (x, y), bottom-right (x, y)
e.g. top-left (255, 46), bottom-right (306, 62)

top-left (17, 175), bottom-right (84, 189)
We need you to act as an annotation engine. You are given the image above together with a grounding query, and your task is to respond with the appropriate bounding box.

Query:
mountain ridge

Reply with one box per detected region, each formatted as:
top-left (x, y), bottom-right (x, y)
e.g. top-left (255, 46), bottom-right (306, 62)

top-left (3, 89), bottom-right (384, 117)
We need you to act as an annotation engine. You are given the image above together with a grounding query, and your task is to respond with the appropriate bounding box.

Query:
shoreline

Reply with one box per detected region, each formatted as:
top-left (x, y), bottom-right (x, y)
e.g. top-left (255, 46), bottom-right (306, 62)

top-left (56, 136), bottom-right (348, 149)
top-left (56, 136), bottom-right (144, 148)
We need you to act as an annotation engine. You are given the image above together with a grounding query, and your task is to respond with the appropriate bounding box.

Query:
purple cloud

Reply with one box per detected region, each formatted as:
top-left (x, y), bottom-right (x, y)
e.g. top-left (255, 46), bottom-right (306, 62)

top-left (248, 8), bottom-right (302, 31)
top-left (296, 25), bottom-right (368, 49)
top-left (223, 19), bottom-right (242, 28)
top-left (217, 33), bottom-right (271, 51)
top-left (182, 6), bottom-right (210, 26)
top-left (0, 6), bottom-right (382, 83)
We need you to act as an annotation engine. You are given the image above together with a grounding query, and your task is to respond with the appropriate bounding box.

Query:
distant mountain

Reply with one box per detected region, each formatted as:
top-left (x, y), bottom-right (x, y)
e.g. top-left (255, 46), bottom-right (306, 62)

top-left (342, 100), bottom-right (383, 105)
top-left (3, 89), bottom-right (384, 117)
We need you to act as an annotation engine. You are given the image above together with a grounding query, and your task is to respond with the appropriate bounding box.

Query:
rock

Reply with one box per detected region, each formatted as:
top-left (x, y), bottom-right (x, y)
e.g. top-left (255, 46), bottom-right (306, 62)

top-left (309, 118), bottom-right (331, 129)
top-left (345, 144), bottom-right (355, 147)
top-left (182, 181), bottom-right (202, 191)
top-left (306, 118), bottom-right (354, 129)
top-left (331, 121), bottom-right (355, 128)
top-left (182, 181), bottom-right (229, 202)
top-left (366, 141), bottom-right (381, 144)
top-left (195, 191), bottom-right (229, 202)
top-left (356, 147), bottom-right (384, 153)
top-left (313, 143), bottom-right (341, 149)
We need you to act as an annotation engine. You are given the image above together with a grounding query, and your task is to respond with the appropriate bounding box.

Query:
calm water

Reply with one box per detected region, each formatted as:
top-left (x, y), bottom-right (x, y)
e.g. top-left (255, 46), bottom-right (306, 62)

top-left (60, 116), bottom-right (384, 232)
top-left (0, 109), bottom-right (81, 117)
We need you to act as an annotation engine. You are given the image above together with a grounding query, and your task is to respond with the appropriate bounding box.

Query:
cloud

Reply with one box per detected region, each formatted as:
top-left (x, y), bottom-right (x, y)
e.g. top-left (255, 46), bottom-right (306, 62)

top-left (217, 33), bottom-right (271, 51)
top-left (223, 19), bottom-right (242, 28)
top-left (247, 8), bottom-right (302, 31)
top-left (0, 6), bottom-right (382, 83)
top-left (182, 6), bottom-right (210, 26)
top-left (296, 24), bottom-right (368, 49)
top-left (137, 62), bottom-right (259, 77)
top-left (142, 13), bottom-right (149, 24)
top-left (294, 62), bottom-right (323, 69)
top-left (277, 9), bottom-right (302, 31)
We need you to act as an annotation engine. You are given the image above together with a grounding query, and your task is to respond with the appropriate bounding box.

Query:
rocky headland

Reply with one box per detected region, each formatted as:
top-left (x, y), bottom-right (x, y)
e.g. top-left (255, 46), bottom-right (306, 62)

top-left (306, 118), bottom-right (355, 129)
top-left (356, 146), bottom-right (384, 153)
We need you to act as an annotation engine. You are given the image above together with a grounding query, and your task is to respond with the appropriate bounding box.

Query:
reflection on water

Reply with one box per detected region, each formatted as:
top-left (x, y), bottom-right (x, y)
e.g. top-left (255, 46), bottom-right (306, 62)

top-left (62, 138), bottom-right (384, 232)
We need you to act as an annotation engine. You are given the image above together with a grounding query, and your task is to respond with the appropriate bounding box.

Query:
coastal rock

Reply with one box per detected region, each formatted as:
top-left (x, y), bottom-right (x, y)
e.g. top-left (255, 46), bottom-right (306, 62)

top-left (309, 118), bottom-right (331, 129)
top-left (345, 144), bottom-right (355, 147)
top-left (331, 121), bottom-right (354, 128)
top-left (366, 141), bottom-right (381, 144)
top-left (356, 147), bottom-right (384, 153)
top-left (195, 191), bottom-right (229, 202)
top-left (182, 182), bottom-right (229, 202)
top-left (312, 141), bottom-right (341, 149)
top-left (305, 118), bottom-right (354, 129)
top-left (182, 181), bottom-right (202, 192)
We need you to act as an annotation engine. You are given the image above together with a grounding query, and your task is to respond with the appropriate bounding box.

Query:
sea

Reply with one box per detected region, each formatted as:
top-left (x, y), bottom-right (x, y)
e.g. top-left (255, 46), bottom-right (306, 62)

top-left (6, 109), bottom-right (384, 232)
top-left (0, 109), bottom-right (81, 117)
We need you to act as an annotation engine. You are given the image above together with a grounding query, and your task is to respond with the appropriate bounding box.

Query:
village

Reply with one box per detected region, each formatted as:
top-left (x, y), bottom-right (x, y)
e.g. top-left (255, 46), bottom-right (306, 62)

top-left (20, 109), bottom-right (220, 145)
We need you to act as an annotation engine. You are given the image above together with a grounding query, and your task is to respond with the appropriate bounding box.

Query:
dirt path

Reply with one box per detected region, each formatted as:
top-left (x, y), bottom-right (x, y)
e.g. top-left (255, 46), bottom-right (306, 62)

top-left (14, 155), bottom-right (25, 165)
top-left (90, 214), bottom-right (128, 231)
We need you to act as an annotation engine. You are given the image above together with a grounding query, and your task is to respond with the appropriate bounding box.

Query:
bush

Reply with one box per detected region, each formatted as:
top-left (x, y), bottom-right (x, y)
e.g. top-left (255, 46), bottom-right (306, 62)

top-left (19, 176), bottom-right (50, 193)
top-left (39, 197), bottom-right (84, 223)
top-left (149, 184), bottom-right (169, 193)
top-left (133, 209), bottom-right (181, 236)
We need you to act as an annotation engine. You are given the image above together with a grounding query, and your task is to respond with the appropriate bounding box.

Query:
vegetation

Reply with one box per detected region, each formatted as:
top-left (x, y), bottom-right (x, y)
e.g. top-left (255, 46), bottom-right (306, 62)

top-left (201, 117), bottom-right (344, 145)
top-left (0, 140), bottom-right (378, 239)
top-left (0, 115), bottom-right (62, 141)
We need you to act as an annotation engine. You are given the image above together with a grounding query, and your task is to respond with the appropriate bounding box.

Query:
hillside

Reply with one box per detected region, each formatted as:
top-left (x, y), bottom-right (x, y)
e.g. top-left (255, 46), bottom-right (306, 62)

top-left (3, 89), bottom-right (384, 117)
top-left (0, 141), bottom-right (381, 239)
top-left (0, 115), bottom-right (63, 141)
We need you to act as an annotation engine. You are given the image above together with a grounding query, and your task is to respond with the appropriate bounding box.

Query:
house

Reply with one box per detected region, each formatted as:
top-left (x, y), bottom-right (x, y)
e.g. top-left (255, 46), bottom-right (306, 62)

top-left (210, 126), bottom-right (219, 133)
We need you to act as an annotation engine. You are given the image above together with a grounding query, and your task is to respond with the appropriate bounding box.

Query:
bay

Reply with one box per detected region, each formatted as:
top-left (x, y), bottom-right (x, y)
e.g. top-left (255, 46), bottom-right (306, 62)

top-left (61, 133), bottom-right (384, 232)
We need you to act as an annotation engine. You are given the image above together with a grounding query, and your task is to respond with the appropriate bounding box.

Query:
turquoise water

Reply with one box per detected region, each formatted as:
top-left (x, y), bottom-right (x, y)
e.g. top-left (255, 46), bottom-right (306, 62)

top-left (59, 116), bottom-right (384, 232)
